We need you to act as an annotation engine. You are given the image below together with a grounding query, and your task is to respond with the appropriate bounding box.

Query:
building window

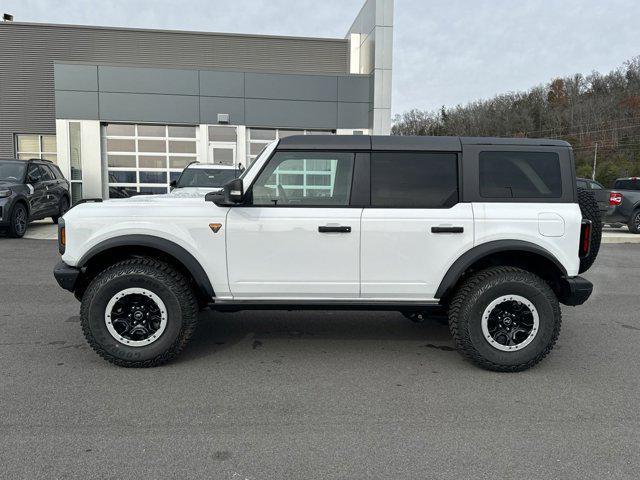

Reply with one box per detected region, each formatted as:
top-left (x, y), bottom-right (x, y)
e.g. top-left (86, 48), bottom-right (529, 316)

top-left (15, 134), bottom-right (57, 162)
top-left (105, 124), bottom-right (198, 198)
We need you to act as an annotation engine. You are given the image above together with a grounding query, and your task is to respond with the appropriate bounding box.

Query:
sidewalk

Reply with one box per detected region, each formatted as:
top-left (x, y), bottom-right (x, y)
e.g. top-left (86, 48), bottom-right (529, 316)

top-left (23, 220), bottom-right (58, 240)
top-left (602, 226), bottom-right (640, 244)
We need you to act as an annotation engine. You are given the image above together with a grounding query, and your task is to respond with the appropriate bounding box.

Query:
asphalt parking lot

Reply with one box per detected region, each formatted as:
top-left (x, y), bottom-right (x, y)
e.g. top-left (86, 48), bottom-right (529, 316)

top-left (1, 239), bottom-right (639, 479)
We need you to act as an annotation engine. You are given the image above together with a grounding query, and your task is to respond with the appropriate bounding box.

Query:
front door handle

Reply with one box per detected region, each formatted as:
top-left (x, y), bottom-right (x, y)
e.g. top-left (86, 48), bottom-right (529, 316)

top-left (318, 226), bottom-right (351, 233)
top-left (431, 226), bottom-right (464, 234)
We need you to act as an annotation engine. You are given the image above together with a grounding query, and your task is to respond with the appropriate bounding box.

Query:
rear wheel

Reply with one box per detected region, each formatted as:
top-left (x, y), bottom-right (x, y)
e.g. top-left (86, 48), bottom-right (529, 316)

top-left (448, 267), bottom-right (561, 372)
top-left (8, 203), bottom-right (28, 238)
top-left (52, 196), bottom-right (69, 224)
top-left (628, 209), bottom-right (640, 234)
top-left (80, 257), bottom-right (198, 367)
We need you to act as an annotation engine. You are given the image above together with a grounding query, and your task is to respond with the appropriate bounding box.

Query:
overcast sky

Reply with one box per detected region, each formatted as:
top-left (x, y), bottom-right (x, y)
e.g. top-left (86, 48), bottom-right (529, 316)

top-left (4, 0), bottom-right (640, 116)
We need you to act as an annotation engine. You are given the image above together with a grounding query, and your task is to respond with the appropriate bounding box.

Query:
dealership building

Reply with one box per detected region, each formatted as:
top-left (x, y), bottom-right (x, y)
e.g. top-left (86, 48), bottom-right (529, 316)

top-left (0, 0), bottom-right (393, 202)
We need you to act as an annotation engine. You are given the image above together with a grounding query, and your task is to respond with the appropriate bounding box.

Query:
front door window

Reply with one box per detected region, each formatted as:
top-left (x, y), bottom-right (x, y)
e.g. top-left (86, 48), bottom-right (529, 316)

top-left (250, 152), bottom-right (354, 206)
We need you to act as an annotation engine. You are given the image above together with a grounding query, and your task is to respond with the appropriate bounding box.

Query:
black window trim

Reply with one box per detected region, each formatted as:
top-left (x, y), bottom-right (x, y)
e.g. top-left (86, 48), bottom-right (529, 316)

top-left (367, 150), bottom-right (461, 210)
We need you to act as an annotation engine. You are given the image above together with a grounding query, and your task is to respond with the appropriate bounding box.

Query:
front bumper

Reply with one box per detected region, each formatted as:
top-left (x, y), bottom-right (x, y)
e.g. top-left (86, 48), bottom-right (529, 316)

top-left (53, 260), bottom-right (81, 292)
top-left (0, 196), bottom-right (14, 226)
top-left (558, 276), bottom-right (593, 306)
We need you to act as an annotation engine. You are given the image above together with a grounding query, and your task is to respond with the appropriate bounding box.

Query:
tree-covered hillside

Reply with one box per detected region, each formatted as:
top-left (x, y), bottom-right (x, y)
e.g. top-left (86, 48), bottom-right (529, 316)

top-left (392, 57), bottom-right (640, 187)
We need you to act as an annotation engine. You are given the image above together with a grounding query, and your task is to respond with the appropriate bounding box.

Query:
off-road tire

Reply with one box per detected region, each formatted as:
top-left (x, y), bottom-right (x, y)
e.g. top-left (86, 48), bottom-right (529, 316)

top-left (577, 188), bottom-right (602, 273)
top-left (80, 257), bottom-right (198, 367)
top-left (448, 266), bottom-right (561, 372)
top-left (8, 203), bottom-right (28, 238)
top-left (52, 196), bottom-right (70, 224)
top-left (628, 209), bottom-right (640, 234)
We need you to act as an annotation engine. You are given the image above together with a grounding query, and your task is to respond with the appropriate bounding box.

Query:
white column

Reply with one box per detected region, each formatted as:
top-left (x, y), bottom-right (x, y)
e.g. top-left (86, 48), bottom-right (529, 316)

top-left (236, 125), bottom-right (247, 169)
top-left (55, 119), bottom-right (69, 178)
top-left (79, 120), bottom-right (103, 199)
top-left (346, 0), bottom-right (394, 135)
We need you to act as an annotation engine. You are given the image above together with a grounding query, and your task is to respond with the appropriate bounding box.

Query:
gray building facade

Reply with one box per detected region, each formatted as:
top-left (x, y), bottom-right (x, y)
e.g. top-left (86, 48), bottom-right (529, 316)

top-left (0, 0), bottom-right (393, 200)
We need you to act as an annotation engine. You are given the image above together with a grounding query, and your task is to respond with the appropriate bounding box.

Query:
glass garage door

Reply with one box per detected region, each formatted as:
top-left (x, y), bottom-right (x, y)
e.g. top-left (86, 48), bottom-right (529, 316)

top-left (104, 124), bottom-right (198, 198)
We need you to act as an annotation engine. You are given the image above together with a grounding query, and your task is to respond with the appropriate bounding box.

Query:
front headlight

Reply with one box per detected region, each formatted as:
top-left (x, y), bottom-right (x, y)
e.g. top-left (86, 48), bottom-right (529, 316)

top-left (0, 189), bottom-right (12, 198)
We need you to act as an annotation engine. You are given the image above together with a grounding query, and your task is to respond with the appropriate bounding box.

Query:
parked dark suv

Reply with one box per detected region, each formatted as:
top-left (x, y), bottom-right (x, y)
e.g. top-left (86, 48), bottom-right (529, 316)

top-left (0, 158), bottom-right (70, 238)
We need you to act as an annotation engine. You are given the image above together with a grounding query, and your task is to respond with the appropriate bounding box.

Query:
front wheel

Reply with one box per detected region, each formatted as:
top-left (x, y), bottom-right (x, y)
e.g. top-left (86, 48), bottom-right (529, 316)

top-left (80, 257), bottom-right (199, 367)
top-left (8, 203), bottom-right (28, 238)
top-left (448, 267), bottom-right (561, 372)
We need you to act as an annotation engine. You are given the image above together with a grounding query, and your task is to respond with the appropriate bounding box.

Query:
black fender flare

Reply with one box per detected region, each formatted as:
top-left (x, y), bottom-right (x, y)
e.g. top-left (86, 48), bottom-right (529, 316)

top-left (435, 240), bottom-right (568, 299)
top-left (77, 234), bottom-right (215, 298)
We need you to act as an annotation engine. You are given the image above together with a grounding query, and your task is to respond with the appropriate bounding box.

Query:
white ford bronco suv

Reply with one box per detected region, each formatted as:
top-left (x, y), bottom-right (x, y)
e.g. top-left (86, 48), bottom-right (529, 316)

top-left (53, 135), bottom-right (600, 371)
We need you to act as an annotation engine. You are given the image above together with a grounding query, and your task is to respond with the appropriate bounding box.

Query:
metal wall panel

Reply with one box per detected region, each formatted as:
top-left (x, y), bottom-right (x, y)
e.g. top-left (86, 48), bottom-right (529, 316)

top-left (98, 93), bottom-right (199, 124)
top-left (54, 91), bottom-right (99, 120)
top-left (338, 76), bottom-right (371, 103)
top-left (55, 63), bottom-right (371, 130)
top-left (53, 64), bottom-right (98, 91)
top-left (245, 73), bottom-right (338, 102)
top-left (245, 99), bottom-right (337, 129)
top-left (98, 66), bottom-right (199, 95)
top-left (337, 102), bottom-right (370, 129)
top-left (199, 71), bottom-right (245, 98)
top-left (0, 21), bottom-right (349, 157)
top-left (200, 97), bottom-right (245, 125)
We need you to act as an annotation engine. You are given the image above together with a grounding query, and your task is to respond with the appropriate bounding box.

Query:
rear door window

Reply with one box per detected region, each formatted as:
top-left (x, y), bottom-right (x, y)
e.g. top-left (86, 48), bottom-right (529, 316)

top-left (479, 151), bottom-right (562, 198)
top-left (577, 180), bottom-right (588, 189)
top-left (370, 152), bottom-right (458, 208)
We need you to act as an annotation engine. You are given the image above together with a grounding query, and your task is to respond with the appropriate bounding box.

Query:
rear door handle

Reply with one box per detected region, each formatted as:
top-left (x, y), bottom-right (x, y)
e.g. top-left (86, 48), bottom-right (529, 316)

top-left (318, 226), bottom-right (351, 233)
top-left (431, 226), bottom-right (464, 234)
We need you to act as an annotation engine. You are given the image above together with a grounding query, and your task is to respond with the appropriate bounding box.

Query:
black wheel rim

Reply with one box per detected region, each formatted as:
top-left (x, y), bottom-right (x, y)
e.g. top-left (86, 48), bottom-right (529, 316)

top-left (482, 295), bottom-right (539, 352)
top-left (14, 208), bottom-right (27, 235)
top-left (105, 288), bottom-right (167, 346)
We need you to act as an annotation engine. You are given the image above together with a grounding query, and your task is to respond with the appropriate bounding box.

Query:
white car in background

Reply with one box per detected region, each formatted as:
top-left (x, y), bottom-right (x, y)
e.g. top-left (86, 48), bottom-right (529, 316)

top-left (169, 163), bottom-right (242, 197)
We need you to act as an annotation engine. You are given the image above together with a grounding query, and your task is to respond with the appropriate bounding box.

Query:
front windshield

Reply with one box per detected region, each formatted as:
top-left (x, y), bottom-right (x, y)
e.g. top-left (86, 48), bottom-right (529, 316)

top-left (0, 162), bottom-right (26, 182)
top-left (176, 167), bottom-right (239, 188)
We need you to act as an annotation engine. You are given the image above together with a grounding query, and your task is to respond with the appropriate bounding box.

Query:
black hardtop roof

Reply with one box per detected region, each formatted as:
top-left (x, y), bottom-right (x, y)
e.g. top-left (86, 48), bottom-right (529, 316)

top-left (277, 135), bottom-right (571, 151)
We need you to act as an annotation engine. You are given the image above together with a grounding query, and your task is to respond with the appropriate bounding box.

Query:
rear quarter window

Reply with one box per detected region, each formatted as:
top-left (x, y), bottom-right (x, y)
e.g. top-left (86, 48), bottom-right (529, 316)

top-left (479, 151), bottom-right (562, 198)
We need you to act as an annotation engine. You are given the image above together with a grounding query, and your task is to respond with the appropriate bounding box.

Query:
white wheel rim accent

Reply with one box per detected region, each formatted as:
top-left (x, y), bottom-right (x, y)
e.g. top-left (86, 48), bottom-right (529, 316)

top-left (481, 294), bottom-right (540, 352)
top-left (105, 288), bottom-right (168, 347)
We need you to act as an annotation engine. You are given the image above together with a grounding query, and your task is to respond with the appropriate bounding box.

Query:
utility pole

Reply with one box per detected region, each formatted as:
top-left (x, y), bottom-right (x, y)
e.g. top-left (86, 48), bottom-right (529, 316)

top-left (592, 142), bottom-right (598, 180)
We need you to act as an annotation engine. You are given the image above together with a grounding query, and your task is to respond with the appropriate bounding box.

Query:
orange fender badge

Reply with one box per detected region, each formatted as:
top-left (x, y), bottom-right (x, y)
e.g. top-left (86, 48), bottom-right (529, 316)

top-left (209, 223), bottom-right (222, 233)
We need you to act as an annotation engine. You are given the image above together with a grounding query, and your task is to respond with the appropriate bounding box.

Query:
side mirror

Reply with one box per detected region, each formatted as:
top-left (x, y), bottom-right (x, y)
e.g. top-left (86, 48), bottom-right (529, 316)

top-left (169, 180), bottom-right (177, 190)
top-left (205, 178), bottom-right (244, 206)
